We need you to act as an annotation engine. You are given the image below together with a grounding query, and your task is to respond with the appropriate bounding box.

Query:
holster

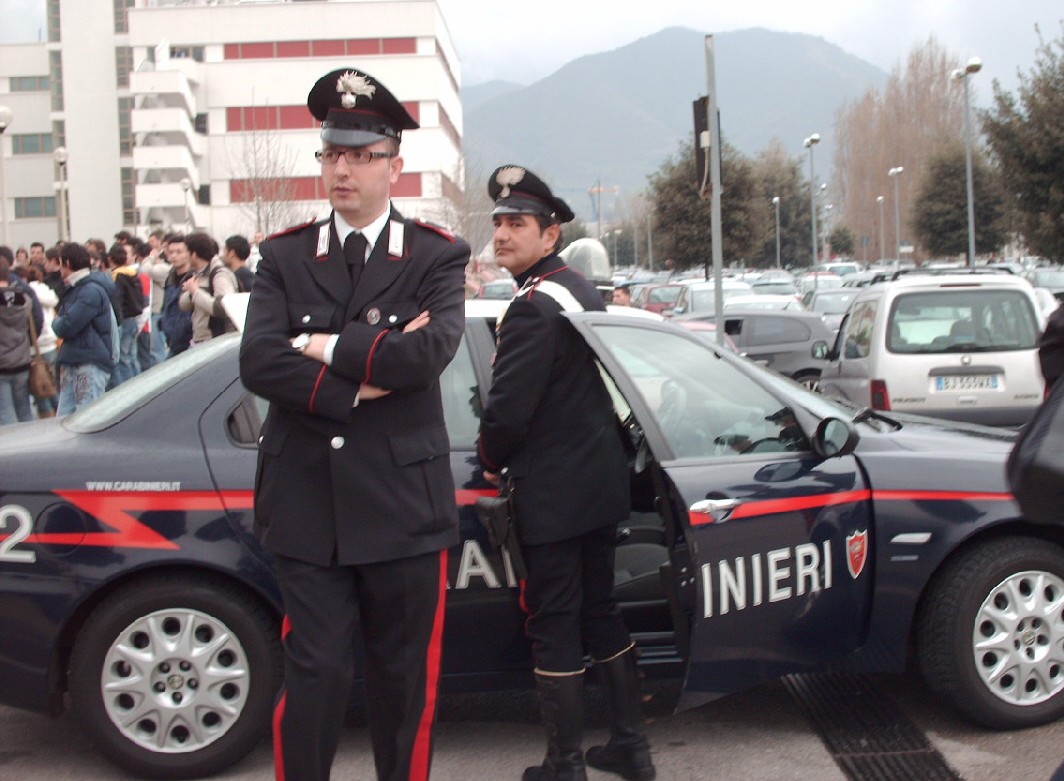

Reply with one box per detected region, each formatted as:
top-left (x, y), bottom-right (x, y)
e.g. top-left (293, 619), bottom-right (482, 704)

top-left (475, 477), bottom-right (528, 580)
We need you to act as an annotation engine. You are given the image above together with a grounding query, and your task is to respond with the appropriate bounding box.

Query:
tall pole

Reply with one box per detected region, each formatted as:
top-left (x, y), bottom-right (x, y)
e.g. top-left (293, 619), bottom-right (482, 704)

top-left (646, 211), bottom-right (654, 271)
top-left (889, 167), bottom-right (904, 262)
top-left (804, 134), bottom-right (820, 272)
top-left (953, 57), bottom-right (982, 267)
top-left (772, 196), bottom-right (781, 269)
top-left (55, 147), bottom-right (69, 243)
top-left (704, 36), bottom-right (724, 346)
top-left (0, 106), bottom-right (12, 246)
top-left (877, 195), bottom-right (886, 262)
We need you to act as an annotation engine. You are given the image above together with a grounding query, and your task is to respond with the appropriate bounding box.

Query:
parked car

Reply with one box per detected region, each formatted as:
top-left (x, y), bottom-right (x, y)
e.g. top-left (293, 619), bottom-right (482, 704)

top-left (802, 288), bottom-right (859, 336)
top-left (1025, 268), bottom-right (1064, 302)
top-left (3, 302), bottom-right (1064, 779)
top-left (667, 279), bottom-right (753, 317)
top-left (795, 271), bottom-right (844, 295)
top-left (633, 283), bottom-right (685, 314)
top-left (474, 278), bottom-right (517, 300)
top-left (722, 294), bottom-right (805, 312)
top-left (675, 308), bottom-right (831, 389)
top-left (818, 273), bottom-right (1045, 427)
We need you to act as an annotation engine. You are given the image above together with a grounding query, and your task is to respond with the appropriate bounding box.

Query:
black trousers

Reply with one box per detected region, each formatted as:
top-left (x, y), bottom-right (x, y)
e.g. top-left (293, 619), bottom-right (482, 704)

top-left (273, 549), bottom-right (448, 781)
top-left (521, 525), bottom-right (632, 673)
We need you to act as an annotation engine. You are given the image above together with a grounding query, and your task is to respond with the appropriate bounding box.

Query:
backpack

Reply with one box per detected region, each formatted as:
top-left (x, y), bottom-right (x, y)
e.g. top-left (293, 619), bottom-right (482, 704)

top-left (207, 265), bottom-right (238, 338)
top-left (90, 281), bottom-right (121, 369)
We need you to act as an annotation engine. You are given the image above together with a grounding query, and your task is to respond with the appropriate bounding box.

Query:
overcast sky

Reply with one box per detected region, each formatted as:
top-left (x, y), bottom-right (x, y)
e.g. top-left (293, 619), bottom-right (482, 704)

top-left (2, 0), bottom-right (1061, 97)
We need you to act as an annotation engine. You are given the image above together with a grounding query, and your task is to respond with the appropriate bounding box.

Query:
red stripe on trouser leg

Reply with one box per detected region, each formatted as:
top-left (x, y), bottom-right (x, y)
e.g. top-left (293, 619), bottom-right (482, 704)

top-left (273, 690), bottom-right (288, 781)
top-left (407, 548), bottom-right (448, 781)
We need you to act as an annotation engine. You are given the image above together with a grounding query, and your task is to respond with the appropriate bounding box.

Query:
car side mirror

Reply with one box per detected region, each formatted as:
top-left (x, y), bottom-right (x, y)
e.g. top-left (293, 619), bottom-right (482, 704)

top-left (672, 306), bottom-right (685, 315)
top-left (662, 308), bottom-right (675, 317)
top-left (811, 341), bottom-right (828, 360)
top-left (811, 417), bottom-right (859, 459)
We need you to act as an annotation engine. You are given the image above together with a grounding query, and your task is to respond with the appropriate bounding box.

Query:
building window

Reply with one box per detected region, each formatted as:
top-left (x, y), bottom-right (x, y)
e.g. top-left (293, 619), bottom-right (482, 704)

top-left (118, 97), bottom-right (133, 156)
top-left (11, 134), bottom-right (55, 155)
top-left (10, 76), bottom-right (49, 92)
top-left (113, 0), bottom-right (134, 34)
top-left (15, 197), bottom-right (58, 219)
top-left (47, 0), bottom-right (60, 43)
top-left (52, 120), bottom-right (66, 150)
top-left (49, 50), bottom-right (64, 112)
top-left (121, 166), bottom-right (135, 225)
top-left (115, 46), bottom-right (133, 88)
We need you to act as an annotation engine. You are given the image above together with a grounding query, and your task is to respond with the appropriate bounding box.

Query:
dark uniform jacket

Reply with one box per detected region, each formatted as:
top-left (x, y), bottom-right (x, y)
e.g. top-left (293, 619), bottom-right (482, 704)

top-left (478, 254), bottom-right (630, 546)
top-left (239, 208), bottom-right (469, 566)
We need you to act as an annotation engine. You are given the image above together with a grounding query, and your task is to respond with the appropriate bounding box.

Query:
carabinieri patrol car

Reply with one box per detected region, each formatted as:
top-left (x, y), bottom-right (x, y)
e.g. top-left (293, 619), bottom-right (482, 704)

top-left (1, 301), bottom-right (1061, 778)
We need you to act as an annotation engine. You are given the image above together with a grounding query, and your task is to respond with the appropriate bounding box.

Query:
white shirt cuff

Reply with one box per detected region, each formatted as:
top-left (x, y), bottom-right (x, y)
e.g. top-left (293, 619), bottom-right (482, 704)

top-left (323, 334), bottom-right (340, 365)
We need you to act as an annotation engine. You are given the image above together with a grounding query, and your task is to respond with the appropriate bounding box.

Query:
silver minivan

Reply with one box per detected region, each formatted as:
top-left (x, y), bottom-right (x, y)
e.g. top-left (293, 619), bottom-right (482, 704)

top-left (819, 274), bottom-right (1045, 427)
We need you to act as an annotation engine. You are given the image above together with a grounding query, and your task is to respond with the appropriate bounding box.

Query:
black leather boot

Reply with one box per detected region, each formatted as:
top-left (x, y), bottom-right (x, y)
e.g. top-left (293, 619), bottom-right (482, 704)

top-left (584, 648), bottom-right (655, 781)
top-left (522, 672), bottom-right (587, 781)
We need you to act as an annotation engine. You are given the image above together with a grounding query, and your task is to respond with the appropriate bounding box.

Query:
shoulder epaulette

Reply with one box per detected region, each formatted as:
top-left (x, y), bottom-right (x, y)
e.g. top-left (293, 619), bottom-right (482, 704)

top-left (267, 218), bottom-right (321, 242)
top-left (413, 219), bottom-right (457, 243)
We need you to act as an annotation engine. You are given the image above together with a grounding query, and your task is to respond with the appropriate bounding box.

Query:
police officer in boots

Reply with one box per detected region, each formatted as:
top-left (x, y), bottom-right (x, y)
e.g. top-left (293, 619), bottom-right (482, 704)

top-left (477, 166), bottom-right (655, 781)
top-left (240, 68), bottom-right (468, 781)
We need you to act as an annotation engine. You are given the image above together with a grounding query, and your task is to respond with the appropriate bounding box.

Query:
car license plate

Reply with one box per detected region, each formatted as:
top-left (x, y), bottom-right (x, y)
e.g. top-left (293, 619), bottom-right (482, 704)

top-left (935, 375), bottom-right (1000, 391)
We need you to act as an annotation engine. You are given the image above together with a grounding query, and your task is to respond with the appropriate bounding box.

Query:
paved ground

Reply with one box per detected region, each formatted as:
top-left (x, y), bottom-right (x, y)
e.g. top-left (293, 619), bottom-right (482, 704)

top-left (3, 672), bottom-right (1064, 780)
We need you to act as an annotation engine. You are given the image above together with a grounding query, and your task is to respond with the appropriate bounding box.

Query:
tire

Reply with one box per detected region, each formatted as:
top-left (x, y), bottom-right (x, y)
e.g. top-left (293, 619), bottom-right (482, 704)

top-left (793, 371), bottom-right (820, 392)
top-left (69, 575), bottom-right (282, 779)
top-left (917, 537), bottom-right (1064, 729)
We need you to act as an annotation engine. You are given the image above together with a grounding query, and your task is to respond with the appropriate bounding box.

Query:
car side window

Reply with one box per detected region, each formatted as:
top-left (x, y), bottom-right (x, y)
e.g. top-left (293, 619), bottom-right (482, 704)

top-left (748, 316), bottom-right (810, 346)
top-left (843, 300), bottom-right (877, 359)
top-left (589, 324), bottom-right (809, 460)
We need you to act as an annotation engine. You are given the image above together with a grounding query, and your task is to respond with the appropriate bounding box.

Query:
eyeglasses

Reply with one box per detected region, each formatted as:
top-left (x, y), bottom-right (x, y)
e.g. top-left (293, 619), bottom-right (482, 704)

top-left (315, 148), bottom-right (396, 165)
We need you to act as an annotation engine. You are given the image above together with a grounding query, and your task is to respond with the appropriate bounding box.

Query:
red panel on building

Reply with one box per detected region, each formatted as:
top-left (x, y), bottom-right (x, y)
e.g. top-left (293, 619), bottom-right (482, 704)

top-left (311, 39), bottom-right (346, 57)
top-left (280, 105), bottom-right (315, 129)
top-left (224, 43), bottom-right (241, 60)
top-left (277, 40), bottom-right (311, 58)
top-left (347, 39), bottom-right (379, 55)
top-left (226, 107), bottom-right (242, 131)
top-left (383, 38), bottom-right (417, 54)
top-left (392, 173), bottom-right (422, 198)
top-left (241, 42), bottom-right (275, 59)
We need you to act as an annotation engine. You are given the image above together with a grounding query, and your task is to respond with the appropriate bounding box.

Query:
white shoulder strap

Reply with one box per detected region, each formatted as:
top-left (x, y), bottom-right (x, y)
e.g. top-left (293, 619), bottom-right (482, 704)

top-left (530, 279), bottom-right (585, 313)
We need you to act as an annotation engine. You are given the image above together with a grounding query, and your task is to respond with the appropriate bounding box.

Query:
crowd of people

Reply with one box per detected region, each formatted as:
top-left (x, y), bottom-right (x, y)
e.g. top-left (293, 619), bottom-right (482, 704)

top-left (0, 229), bottom-right (257, 425)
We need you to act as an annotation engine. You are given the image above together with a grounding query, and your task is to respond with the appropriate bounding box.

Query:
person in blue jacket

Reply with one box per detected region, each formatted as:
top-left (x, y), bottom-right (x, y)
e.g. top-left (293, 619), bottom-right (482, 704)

top-left (52, 243), bottom-right (116, 414)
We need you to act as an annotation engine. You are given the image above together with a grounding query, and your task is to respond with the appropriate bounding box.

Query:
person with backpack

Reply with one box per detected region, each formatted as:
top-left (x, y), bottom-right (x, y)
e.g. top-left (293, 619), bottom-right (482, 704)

top-left (160, 234), bottom-right (194, 358)
top-left (52, 243), bottom-right (116, 414)
top-left (107, 242), bottom-right (146, 385)
top-left (179, 232), bottom-right (237, 347)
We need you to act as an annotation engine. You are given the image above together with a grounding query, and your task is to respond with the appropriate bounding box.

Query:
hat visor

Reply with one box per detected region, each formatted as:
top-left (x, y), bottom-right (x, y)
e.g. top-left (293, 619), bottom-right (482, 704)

top-left (321, 126), bottom-right (389, 148)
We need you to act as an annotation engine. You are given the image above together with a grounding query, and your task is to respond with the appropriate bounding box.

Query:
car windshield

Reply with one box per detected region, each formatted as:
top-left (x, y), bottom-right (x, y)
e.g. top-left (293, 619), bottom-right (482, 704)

top-left (810, 292), bottom-right (856, 314)
top-left (586, 323), bottom-right (819, 460)
top-left (887, 290), bottom-right (1040, 353)
top-left (647, 286), bottom-right (682, 304)
top-left (63, 335), bottom-right (239, 433)
top-left (752, 282), bottom-right (796, 295)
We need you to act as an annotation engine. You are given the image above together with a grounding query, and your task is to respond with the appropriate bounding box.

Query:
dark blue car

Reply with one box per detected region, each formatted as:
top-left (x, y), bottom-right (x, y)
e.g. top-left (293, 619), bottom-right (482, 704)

top-left (1, 306), bottom-right (1061, 778)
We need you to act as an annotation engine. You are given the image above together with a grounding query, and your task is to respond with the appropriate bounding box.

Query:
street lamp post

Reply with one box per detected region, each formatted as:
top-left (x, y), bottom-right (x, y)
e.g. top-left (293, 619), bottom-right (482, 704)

top-left (889, 166), bottom-right (904, 263)
top-left (0, 106), bottom-right (13, 246)
top-left (876, 195), bottom-right (886, 262)
top-left (54, 146), bottom-right (69, 243)
top-left (771, 196), bottom-right (781, 269)
top-left (803, 134), bottom-right (820, 273)
top-left (179, 177), bottom-right (192, 228)
top-left (952, 56), bottom-right (982, 267)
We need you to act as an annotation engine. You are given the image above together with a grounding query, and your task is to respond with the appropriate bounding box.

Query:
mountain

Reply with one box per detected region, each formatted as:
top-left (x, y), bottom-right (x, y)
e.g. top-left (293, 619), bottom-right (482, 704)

top-left (462, 80), bottom-right (524, 112)
top-left (462, 27), bottom-right (888, 221)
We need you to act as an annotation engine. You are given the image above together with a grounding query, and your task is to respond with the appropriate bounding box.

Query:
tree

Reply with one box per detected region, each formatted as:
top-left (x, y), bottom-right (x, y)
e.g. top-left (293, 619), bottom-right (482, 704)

top-left (750, 141), bottom-right (813, 268)
top-left (912, 144), bottom-right (1007, 258)
top-left (829, 226), bottom-right (856, 257)
top-left (646, 137), bottom-right (762, 270)
top-left (983, 23), bottom-right (1064, 262)
top-left (831, 38), bottom-right (972, 262)
top-left (226, 111), bottom-right (313, 235)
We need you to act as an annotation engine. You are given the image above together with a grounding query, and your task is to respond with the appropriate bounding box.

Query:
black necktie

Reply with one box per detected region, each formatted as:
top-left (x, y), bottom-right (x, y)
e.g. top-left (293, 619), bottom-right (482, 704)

top-left (344, 231), bottom-right (368, 290)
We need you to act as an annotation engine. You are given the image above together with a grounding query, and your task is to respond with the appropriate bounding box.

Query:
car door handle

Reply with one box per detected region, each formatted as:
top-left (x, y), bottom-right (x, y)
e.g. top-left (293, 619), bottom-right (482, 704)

top-left (690, 498), bottom-right (742, 518)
